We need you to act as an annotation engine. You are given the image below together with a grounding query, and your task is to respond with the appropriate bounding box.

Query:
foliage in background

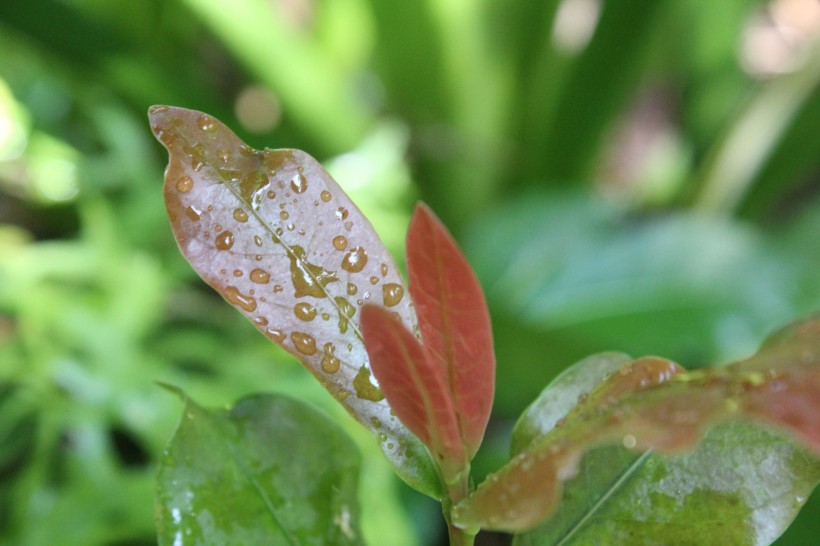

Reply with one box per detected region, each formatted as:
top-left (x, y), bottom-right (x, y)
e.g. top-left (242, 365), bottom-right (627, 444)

top-left (0, 0), bottom-right (819, 544)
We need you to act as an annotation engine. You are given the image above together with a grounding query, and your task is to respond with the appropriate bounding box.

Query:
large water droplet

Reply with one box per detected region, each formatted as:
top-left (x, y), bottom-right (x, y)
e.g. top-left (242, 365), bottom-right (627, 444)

top-left (223, 286), bottom-right (257, 312)
top-left (291, 332), bottom-right (317, 355)
top-left (320, 190), bottom-right (331, 202)
top-left (321, 343), bottom-right (340, 373)
top-left (294, 302), bottom-right (317, 321)
top-left (353, 366), bottom-right (385, 402)
top-left (336, 207), bottom-right (349, 221)
top-left (290, 173), bottom-right (308, 194)
top-left (176, 176), bottom-right (194, 193)
top-left (288, 245), bottom-right (339, 298)
top-left (215, 230), bottom-right (234, 250)
top-left (233, 208), bottom-right (249, 222)
top-left (382, 284), bottom-right (404, 307)
top-left (266, 328), bottom-right (286, 343)
top-left (250, 268), bottom-right (270, 284)
top-left (333, 235), bottom-right (348, 250)
top-left (341, 247), bottom-right (368, 273)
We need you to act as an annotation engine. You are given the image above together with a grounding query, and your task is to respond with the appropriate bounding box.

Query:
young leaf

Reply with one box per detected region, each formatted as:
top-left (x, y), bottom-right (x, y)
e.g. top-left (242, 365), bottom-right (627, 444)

top-left (156, 389), bottom-right (364, 546)
top-left (148, 105), bottom-right (440, 498)
top-left (453, 316), bottom-right (820, 534)
top-left (361, 304), bottom-right (465, 481)
top-left (406, 203), bottom-right (495, 459)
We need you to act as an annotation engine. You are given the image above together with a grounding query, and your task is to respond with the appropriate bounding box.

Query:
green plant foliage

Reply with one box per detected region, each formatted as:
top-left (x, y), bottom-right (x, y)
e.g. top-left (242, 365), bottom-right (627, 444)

top-left (509, 355), bottom-right (820, 545)
top-left (156, 388), bottom-right (364, 546)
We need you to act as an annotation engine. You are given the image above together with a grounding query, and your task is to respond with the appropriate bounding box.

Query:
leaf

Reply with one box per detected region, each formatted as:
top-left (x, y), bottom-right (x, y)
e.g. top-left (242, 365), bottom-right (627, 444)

top-left (361, 305), bottom-right (465, 481)
top-left (453, 317), bottom-right (820, 535)
top-left (148, 105), bottom-right (440, 498)
top-left (156, 389), bottom-right (363, 546)
top-left (406, 203), bottom-right (495, 460)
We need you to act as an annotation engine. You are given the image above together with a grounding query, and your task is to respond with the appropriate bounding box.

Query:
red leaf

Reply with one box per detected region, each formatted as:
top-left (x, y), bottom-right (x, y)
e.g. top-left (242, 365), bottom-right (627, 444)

top-left (406, 204), bottom-right (495, 459)
top-left (361, 305), bottom-right (465, 479)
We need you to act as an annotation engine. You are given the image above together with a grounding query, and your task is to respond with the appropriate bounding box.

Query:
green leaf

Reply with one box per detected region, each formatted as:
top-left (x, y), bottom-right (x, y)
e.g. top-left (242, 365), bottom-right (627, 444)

top-left (156, 389), bottom-right (364, 546)
top-left (453, 317), bottom-right (820, 537)
top-left (148, 105), bottom-right (440, 498)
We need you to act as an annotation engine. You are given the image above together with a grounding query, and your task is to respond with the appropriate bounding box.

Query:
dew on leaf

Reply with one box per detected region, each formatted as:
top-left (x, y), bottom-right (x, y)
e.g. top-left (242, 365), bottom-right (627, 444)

top-left (321, 343), bottom-right (340, 374)
top-left (273, 284), bottom-right (283, 293)
top-left (266, 328), bottom-right (286, 343)
top-left (233, 269), bottom-right (243, 277)
top-left (249, 268), bottom-right (270, 284)
top-left (184, 206), bottom-right (201, 221)
top-left (336, 207), bottom-right (349, 220)
top-left (233, 208), bottom-right (249, 222)
top-left (253, 316), bottom-right (269, 327)
top-left (182, 142), bottom-right (206, 172)
top-left (254, 235), bottom-right (263, 246)
top-left (371, 416), bottom-right (382, 428)
top-left (176, 175), bottom-right (194, 193)
top-left (215, 230), bottom-right (234, 250)
top-left (294, 302), bottom-right (317, 321)
top-left (347, 283), bottom-right (358, 295)
top-left (290, 173), bottom-right (308, 194)
top-left (380, 263), bottom-right (388, 276)
top-left (333, 235), bottom-right (348, 250)
top-left (291, 332), bottom-right (317, 355)
top-left (382, 283), bottom-right (405, 307)
top-left (280, 210), bottom-right (289, 220)
top-left (216, 149), bottom-right (231, 163)
top-left (377, 432), bottom-right (388, 442)
top-left (288, 245), bottom-right (339, 298)
top-left (335, 296), bottom-right (356, 334)
top-left (238, 171), bottom-right (268, 205)
top-left (267, 190), bottom-right (276, 199)
top-left (341, 247), bottom-right (368, 273)
top-left (320, 190), bottom-right (332, 202)
top-left (223, 286), bottom-right (257, 312)
top-left (353, 365), bottom-right (385, 402)
top-left (197, 114), bottom-right (216, 132)
top-left (369, 276), bottom-right (379, 285)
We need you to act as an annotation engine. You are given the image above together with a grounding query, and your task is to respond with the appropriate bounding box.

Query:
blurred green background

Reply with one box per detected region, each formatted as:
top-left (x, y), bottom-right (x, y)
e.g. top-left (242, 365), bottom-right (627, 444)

top-left (1, 1), bottom-right (819, 545)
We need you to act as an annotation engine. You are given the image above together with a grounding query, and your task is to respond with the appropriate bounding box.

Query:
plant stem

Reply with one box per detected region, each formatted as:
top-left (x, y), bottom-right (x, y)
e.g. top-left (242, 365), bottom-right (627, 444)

top-left (443, 467), bottom-right (476, 546)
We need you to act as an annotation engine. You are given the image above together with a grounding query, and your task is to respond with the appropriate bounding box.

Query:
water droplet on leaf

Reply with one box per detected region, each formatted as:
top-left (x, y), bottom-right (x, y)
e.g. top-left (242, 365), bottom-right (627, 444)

top-left (333, 235), bottom-right (348, 250)
top-left (341, 247), bottom-right (368, 273)
top-left (176, 176), bottom-right (194, 193)
top-left (233, 208), bottom-right (249, 222)
top-left (294, 302), bottom-right (317, 321)
top-left (353, 366), bottom-right (384, 401)
top-left (185, 206), bottom-right (201, 221)
top-left (291, 332), bottom-right (317, 355)
top-left (321, 342), bottom-right (340, 373)
top-left (382, 284), bottom-right (404, 307)
top-left (320, 190), bottom-right (332, 202)
top-left (249, 268), bottom-right (270, 284)
top-left (288, 245), bottom-right (339, 298)
top-left (223, 286), bottom-right (257, 312)
top-left (290, 173), bottom-right (308, 194)
top-left (215, 230), bottom-right (234, 250)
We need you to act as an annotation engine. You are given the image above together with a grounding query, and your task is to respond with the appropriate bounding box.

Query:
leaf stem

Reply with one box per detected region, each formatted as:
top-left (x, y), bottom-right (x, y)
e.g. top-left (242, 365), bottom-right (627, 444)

top-left (443, 467), bottom-right (476, 546)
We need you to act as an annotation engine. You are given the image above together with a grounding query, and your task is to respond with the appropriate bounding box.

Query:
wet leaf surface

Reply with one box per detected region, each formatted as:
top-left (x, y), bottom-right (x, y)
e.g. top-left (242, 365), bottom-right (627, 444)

top-left (155, 389), bottom-right (363, 546)
top-left (406, 204), bottom-right (495, 460)
top-left (148, 105), bottom-right (439, 498)
top-left (453, 317), bottom-right (820, 537)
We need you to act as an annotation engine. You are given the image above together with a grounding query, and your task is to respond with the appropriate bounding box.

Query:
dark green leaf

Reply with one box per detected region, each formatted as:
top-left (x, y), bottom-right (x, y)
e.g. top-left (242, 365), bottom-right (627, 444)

top-left (156, 389), bottom-right (364, 546)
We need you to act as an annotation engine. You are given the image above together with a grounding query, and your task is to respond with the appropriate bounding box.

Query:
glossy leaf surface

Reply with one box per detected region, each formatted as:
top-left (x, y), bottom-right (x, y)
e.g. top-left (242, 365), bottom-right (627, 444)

top-left (361, 305), bottom-right (465, 481)
top-left (406, 204), bottom-right (495, 459)
top-left (454, 317), bottom-right (820, 534)
top-left (148, 105), bottom-right (439, 498)
top-left (156, 390), bottom-right (363, 546)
